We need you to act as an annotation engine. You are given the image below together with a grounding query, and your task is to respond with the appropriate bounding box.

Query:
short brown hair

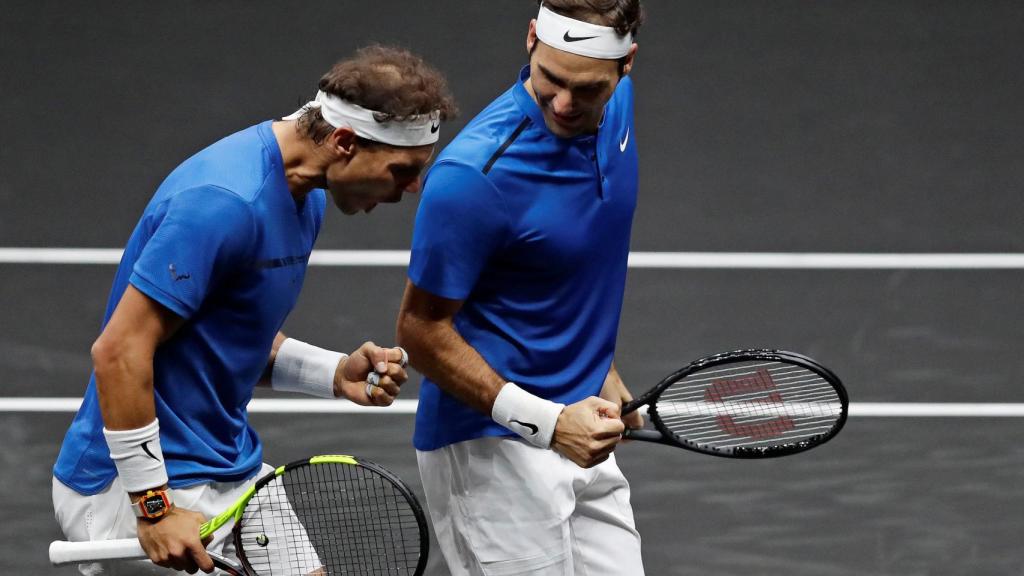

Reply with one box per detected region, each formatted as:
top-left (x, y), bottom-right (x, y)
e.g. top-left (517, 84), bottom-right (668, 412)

top-left (537, 0), bottom-right (644, 38)
top-left (297, 45), bottom-right (458, 145)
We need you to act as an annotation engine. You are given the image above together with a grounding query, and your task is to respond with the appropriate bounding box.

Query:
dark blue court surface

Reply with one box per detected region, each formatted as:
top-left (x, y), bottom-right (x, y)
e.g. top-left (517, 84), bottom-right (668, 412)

top-left (3, 2), bottom-right (1023, 575)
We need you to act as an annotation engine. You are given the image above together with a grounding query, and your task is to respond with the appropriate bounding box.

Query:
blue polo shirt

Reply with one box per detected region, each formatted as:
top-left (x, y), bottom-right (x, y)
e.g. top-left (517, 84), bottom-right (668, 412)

top-left (54, 121), bottom-right (326, 494)
top-left (410, 67), bottom-right (638, 451)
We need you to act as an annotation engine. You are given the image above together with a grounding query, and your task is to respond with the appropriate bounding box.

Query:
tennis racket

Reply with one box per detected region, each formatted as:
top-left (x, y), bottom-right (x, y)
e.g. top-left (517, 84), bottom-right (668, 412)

top-left (50, 455), bottom-right (429, 576)
top-left (621, 349), bottom-right (848, 458)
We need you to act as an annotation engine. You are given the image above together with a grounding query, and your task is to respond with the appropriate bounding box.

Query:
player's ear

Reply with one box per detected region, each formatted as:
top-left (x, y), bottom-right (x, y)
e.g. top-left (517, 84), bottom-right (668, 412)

top-left (621, 44), bottom-right (638, 76)
top-left (526, 19), bottom-right (538, 54)
top-left (327, 126), bottom-right (357, 158)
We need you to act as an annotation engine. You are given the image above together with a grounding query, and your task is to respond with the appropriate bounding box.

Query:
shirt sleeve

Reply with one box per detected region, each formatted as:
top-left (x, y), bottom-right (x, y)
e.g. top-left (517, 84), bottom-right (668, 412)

top-left (129, 186), bottom-right (256, 318)
top-left (310, 188), bottom-right (327, 241)
top-left (408, 161), bottom-right (510, 301)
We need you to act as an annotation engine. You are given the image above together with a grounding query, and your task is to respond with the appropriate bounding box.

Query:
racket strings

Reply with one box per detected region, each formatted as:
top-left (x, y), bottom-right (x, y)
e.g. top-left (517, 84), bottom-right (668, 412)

top-left (653, 361), bottom-right (843, 453)
top-left (238, 462), bottom-right (421, 575)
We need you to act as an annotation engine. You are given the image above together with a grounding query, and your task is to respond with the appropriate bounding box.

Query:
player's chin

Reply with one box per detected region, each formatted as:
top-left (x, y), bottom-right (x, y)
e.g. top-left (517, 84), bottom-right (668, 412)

top-left (546, 111), bottom-right (586, 135)
top-left (546, 120), bottom-right (579, 137)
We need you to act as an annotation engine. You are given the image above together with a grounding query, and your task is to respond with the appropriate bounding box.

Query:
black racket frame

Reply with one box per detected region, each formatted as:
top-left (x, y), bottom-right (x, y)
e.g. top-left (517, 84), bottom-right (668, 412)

top-left (622, 349), bottom-right (849, 459)
top-left (232, 456), bottom-right (430, 576)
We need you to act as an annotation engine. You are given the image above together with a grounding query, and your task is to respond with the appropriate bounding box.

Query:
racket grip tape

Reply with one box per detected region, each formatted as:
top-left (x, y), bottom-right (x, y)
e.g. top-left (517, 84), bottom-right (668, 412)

top-left (621, 398), bottom-right (644, 415)
top-left (49, 538), bottom-right (146, 565)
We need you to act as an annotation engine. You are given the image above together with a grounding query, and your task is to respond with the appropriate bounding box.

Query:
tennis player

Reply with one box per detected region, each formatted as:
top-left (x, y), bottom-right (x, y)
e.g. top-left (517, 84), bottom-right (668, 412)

top-left (396, 2), bottom-right (646, 574)
top-left (52, 46), bottom-right (456, 574)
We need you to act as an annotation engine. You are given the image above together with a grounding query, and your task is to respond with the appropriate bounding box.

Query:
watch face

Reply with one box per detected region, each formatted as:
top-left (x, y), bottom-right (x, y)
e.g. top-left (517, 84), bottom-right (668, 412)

top-left (143, 494), bottom-right (167, 515)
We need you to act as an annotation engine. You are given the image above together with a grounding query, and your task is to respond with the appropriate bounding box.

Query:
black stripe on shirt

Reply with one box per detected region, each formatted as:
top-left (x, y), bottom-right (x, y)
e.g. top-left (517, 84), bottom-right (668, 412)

top-left (483, 117), bottom-right (532, 175)
top-left (253, 254), bottom-right (309, 269)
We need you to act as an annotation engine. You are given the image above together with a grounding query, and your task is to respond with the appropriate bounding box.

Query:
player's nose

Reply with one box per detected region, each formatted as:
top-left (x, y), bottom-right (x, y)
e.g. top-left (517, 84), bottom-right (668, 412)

top-left (403, 176), bottom-right (423, 195)
top-left (552, 90), bottom-right (575, 114)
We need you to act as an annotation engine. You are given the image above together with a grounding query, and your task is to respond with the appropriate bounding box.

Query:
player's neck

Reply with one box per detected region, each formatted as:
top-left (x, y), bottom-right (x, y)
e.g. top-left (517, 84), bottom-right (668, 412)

top-left (523, 77), bottom-right (545, 114)
top-left (271, 120), bottom-right (333, 200)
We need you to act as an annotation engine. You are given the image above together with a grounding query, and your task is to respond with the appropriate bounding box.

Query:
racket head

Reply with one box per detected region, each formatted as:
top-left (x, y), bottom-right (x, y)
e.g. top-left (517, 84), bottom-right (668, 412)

top-left (635, 349), bottom-right (848, 458)
top-left (232, 455), bottom-right (428, 576)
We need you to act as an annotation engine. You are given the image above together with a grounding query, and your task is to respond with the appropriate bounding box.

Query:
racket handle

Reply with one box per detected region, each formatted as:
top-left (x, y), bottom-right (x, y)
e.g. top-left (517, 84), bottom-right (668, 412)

top-left (49, 538), bottom-right (146, 565)
top-left (621, 398), bottom-right (643, 415)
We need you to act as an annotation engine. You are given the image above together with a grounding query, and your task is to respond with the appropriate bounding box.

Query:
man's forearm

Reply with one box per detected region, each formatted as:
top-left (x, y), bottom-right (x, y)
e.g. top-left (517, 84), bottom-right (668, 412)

top-left (607, 361), bottom-right (619, 383)
top-left (93, 335), bottom-right (158, 431)
top-left (93, 335), bottom-right (168, 499)
top-left (396, 312), bottom-right (506, 415)
top-left (257, 331), bottom-right (289, 387)
top-left (92, 285), bottom-right (184, 431)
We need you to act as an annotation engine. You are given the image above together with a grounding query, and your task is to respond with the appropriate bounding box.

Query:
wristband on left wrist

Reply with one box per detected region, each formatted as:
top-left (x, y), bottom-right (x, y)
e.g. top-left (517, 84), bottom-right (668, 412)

top-left (271, 338), bottom-right (347, 398)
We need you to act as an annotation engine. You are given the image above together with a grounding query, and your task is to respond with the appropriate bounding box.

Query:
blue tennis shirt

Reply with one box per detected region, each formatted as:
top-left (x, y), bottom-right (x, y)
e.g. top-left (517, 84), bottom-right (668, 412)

top-left (410, 67), bottom-right (638, 451)
top-left (54, 121), bottom-right (326, 494)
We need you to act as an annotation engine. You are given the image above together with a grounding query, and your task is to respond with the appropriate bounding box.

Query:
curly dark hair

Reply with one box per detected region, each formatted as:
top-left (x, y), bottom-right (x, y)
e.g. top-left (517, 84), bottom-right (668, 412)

top-left (537, 0), bottom-right (644, 38)
top-left (296, 45), bottom-right (458, 145)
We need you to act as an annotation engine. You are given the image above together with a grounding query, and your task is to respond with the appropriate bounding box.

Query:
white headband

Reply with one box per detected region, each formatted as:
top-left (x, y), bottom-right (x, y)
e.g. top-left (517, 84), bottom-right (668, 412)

top-left (535, 4), bottom-right (633, 60)
top-left (284, 90), bottom-right (440, 147)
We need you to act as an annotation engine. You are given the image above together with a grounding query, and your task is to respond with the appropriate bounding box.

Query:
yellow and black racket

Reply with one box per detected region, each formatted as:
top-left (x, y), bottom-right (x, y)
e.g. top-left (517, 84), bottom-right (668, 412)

top-left (50, 455), bottom-right (429, 575)
top-left (623, 349), bottom-right (848, 458)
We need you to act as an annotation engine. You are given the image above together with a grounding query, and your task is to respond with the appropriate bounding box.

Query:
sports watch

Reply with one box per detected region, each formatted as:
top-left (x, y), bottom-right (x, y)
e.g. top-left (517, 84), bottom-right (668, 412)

top-left (132, 488), bottom-right (174, 520)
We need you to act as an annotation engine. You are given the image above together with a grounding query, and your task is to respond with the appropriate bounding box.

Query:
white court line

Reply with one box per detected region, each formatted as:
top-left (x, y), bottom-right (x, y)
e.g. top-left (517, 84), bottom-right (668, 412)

top-left (849, 403), bottom-right (1024, 417)
top-left (2, 398), bottom-right (1024, 416)
top-left (2, 248), bottom-right (1024, 269)
top-left (0, 398), bottom-right (419, 414)
top-left (627, 252), bottom-right (1024, 269)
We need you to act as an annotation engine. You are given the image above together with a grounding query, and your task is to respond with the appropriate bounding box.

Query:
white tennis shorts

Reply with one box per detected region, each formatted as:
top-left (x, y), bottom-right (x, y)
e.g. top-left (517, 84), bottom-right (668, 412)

top-left (52, 463), bottom-right (319, 575)
top-left (418, 437), bottom-right (645, 576)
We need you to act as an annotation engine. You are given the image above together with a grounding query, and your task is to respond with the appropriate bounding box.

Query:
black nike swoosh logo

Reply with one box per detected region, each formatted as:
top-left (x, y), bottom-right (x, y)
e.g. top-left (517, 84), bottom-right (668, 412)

top-left (509, 419), bottom-right (539, 435)
top-left (141, 440), bottom-right (161, 462)
top-left (430, 121), bottom-right (440, 134)
top-left (563, 31), bottom-right (599, 43)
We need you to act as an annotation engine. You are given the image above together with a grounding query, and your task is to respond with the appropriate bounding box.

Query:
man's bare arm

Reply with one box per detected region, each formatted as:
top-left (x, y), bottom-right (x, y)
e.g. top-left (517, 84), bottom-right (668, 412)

top-left (395, 281), bottom-right (506, 413)
top-left (600, 362), bottom-right (644, 430)
top-left (92, 284), bottom-right (213, 573)
top-left (396, 280), bottom-right (624, 468)
top-left (93, 285), bottom-right (184, 432)
top-left (257, 332), bottom-right (289, 388)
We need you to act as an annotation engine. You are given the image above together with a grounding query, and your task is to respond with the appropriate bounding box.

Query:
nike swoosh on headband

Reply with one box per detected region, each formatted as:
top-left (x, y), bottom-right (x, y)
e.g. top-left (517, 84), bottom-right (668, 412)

top-left (563, 31), bottom-right (599, 42)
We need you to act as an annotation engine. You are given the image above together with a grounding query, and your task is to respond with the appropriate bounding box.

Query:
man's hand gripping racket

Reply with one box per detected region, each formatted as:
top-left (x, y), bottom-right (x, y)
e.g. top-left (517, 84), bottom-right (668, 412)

top-left (49, 455), bottom-right (430, 576)
top-left (620, 349), bottom-right (848, 458)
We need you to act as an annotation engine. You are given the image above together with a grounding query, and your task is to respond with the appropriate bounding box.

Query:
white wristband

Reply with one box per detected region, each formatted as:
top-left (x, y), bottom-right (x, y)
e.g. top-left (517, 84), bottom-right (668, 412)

top-left (103, 419), bottom-right (169, 493)
top-left (491, 382), bottom-right (565, 449)
top-left (271, 338), bottom-right (346, 399)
